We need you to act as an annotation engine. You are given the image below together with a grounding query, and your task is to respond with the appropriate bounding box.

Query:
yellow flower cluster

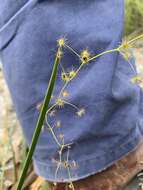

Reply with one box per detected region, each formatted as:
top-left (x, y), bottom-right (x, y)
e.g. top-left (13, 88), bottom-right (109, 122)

top-left (69, 70), bottom-right (76, 78)
top-left (76, 108), bottom-right (85, 117)
top-left (61, 69), bottom-right (76, 82)
top-left (56, 120), bottom-right (61, 128)
top-left (56, 98), bottom-right (65, 107)
top-left (61, 72), bottom-right (70, 82)
top-left (119, 39), bottom-right (132, 60)
top-left (80, 50), bottom-right (90, 64)
top-left (131, 75), bottom-right (142, 84)
top-left (62, 90), bottom-right (70, 97)
top-left (121, 39), bottom-right (132, 49)
top-left (57, 37), bottom-right (65, 47)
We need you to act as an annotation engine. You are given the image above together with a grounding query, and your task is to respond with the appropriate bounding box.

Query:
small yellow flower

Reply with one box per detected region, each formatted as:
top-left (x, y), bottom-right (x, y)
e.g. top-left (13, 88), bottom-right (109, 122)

top-left (119, 39), bottom-right (133, 61)
top-left (122, 41), bottom-right (130, 49)
top-left (51, 95), bottom-right (54, 99)
top-left (80, 50), bottom-right (90, 64)
top-left (76, 108), bottom-right (85, 117)
top-left (56, 120), bottom-right (61, 128)
top-left (59, 133), bottom-right (64, 140)
top-left (62, 90), bottom-right (70, 97)
top-left (56, 98), bottom-right (65, 107)
top-left (121, 38), bottom-right (132, 50)
top-left (61, 72), bottom-right (70, 82)
top-left (63, 161), bottom-right (69, 168)
top-left (36, 102), bottom-right (43, 111)
top-left (69, 70), bottom-right (76, 78)
top-left (131, 75), bottom-right (142, 84)
top-left (57, 37), bottom-right (65, 47)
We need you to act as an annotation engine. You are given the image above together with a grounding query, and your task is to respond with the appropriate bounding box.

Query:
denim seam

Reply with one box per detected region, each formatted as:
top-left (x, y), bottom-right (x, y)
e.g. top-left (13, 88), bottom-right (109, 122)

top-left (0, 0), bottom-right (37, 33)
top-left (33, 132), bottom-right (143, 182)
top-left (34, 128), bottom-right (142, 166)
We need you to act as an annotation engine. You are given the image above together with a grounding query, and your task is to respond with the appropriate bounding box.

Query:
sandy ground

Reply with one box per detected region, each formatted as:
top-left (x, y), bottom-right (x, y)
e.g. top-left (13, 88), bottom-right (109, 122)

top-left (0, 64), bottom-right (23, 189)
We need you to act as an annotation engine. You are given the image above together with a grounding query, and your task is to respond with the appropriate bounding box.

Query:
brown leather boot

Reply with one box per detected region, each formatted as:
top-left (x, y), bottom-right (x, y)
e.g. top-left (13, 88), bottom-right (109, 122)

top-left (48, 140), bottom-right (143, 190)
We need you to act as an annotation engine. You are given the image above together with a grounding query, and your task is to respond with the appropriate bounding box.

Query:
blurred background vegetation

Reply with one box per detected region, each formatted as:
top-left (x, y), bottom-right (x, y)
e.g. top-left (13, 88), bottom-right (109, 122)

top-left (125, 0), bottom-right (143, 36)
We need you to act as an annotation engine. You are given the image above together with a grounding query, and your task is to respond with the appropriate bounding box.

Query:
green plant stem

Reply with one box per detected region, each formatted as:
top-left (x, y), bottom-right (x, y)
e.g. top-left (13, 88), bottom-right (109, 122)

top-left (63, 100), bottom-right (79, 110)
top-left (65, 44), bottom-right (80, 58)
top-left (46, 121), bottom-right (61, 147)
top-left (88, 48), bottom-right (119, 62)
top-left (128, 33), bottom-right (143, 44)
top-left (67, 166), bottom-right (75, 190)
top-left (16, 47), bottom-right (61, 190)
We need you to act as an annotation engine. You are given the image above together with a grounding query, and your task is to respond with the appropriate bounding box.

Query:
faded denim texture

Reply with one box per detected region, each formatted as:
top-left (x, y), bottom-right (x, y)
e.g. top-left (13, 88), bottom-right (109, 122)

top-left (0, 0), bottom-right (143, 182)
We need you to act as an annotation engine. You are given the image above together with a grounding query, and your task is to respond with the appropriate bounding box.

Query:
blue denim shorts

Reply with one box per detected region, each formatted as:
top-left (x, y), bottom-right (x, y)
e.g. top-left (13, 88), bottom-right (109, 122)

top-left (0, 0), bottom-right (143, 182)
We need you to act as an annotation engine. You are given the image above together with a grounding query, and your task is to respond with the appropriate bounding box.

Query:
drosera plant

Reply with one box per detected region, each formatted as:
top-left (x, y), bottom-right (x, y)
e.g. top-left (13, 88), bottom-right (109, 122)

top-left (16, 33), bottom-right (143, 190)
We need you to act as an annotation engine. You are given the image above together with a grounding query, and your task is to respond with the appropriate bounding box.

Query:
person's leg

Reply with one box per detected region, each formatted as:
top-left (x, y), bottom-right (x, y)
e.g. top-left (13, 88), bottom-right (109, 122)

top-left (47, 141), bottom-right (143, 190)
top-left (0, 0), bottom-right (143, 189)
top-left (70, 141), bottom-right (143, 190)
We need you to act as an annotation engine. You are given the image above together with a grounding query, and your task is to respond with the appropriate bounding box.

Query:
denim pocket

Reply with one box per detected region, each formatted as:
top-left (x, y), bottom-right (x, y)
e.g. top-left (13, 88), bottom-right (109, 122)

top-left (0, 0), bottom-right (37, 50)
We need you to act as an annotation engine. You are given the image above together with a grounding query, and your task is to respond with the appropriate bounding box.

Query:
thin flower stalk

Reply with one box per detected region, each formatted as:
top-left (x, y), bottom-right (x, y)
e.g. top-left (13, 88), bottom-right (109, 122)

top-left (128, 34), bottom-right (143, 45)
top-left (65, 44), bottom-right (80, 58)
top-left (89, 48), bottom-right (120, 62)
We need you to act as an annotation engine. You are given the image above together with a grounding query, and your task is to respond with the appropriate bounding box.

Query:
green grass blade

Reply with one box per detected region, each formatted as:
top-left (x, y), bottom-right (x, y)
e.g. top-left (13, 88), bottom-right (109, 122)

top-left (16, 48), bottom-right (61, 190)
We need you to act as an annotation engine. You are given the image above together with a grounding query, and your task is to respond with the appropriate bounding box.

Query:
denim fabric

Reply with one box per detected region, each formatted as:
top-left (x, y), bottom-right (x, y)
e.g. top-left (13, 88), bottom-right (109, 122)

top-left (0, 0), bottom-right (143, 182)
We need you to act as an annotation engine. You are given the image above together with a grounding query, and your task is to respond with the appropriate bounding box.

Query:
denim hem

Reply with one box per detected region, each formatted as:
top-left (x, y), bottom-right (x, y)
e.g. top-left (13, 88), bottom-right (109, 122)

top-left (33, 131), bottom-right (143, 183)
